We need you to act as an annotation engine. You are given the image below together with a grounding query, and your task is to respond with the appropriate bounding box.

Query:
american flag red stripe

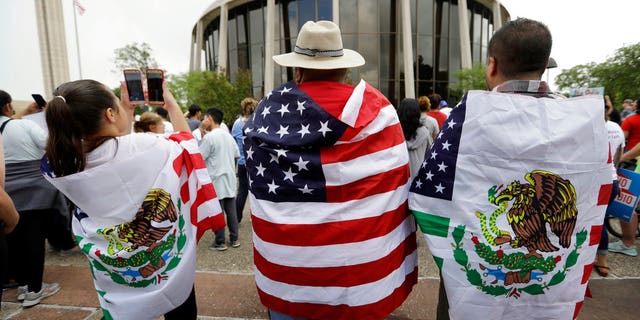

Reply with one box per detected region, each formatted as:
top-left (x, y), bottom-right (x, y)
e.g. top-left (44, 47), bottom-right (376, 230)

top-left (252, 202), bottom-right (409, 246)
top-left (246, 80), bottom-right (417, 318)
top-left (326, 164), bottom-right (409, 202)
top-left (254, 234), bottom-right (417, 287)
top-left (256, 268), bottom-right (419, 320)
top-left (321, 122), bottom-right (404, 164)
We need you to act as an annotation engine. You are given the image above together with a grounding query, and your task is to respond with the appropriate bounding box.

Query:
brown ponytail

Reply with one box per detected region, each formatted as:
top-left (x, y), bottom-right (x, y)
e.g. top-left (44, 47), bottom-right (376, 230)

top-left (45, 79), bottom-right (118, 177)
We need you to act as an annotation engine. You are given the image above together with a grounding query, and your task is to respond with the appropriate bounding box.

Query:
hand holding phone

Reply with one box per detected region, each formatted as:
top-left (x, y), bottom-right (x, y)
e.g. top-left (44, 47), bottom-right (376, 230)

top-left (31, 94), bottom-right (46, 109)
top-left (146, 69), bottom-right (164, 106)
top-left (123, 69), bottom-right (146, 105)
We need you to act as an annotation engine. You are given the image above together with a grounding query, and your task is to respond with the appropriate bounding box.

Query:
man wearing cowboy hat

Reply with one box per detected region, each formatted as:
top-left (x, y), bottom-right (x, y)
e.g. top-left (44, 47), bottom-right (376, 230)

top-left (243, 20), bottom-right (418, 319)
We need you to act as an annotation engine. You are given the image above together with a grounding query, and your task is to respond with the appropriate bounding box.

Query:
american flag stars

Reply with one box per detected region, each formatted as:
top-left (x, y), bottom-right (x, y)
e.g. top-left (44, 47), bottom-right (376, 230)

top-left (243, 81), bottom-right (348, 202)
top-left (296, 100), bottom-right (306, 115)
top-left (410, 100), bottom-right (467, 200)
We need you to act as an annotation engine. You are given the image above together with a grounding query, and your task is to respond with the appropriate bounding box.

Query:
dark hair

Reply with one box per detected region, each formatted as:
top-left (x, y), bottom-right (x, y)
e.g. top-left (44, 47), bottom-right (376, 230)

top-left (0, 90), bottom-right (11, 106)
top-left (428, 93), bottom-right (441, 111)
top-left (188, 104), bottom-right (201, 116)
top-left (155, 106), bottom-right (168, 119)
top-left (46, 79), bottom-right (119, 177)
top-left (205, 107), bottom-right (223, 125)
top-left (398, 98), bottom-right (421, 141)
top-left (488, 18), bottom-right (552, 78)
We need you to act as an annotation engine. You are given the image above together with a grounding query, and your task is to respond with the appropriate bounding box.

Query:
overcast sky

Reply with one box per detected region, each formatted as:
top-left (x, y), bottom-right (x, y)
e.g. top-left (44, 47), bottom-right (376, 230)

top-left (1, 0), bottom-right (639, 101)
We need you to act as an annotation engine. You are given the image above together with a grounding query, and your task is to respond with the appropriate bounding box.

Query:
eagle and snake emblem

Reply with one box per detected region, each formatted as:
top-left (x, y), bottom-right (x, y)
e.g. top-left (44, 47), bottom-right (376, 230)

top-left (482, 170), bottom-right (578, 258)
top-left (464, 170), bottom-right (581, 293)
top-left (93, 188), bottom-right (183, 284)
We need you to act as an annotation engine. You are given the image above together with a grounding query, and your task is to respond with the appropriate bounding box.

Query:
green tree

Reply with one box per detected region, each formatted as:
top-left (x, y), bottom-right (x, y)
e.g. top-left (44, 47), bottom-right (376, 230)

top-left (113, 42), bottom-right (158, 73)
top-left (168, 70), bottom-right (253, 125)
top-left (554, 62), bottom-right (599, 91)
top-left (555, 42), bottom-right (640, 104)
top-left (450, 63), bottom-right (487, 99)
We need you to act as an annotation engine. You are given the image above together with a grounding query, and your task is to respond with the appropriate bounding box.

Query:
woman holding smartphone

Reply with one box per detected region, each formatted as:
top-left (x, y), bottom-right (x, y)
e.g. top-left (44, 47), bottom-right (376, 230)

top-left (42, 79), bottom-right (225, 320)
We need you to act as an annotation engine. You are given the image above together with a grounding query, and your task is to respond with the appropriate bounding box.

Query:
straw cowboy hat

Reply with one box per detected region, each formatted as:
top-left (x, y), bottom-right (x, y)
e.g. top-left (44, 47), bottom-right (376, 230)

top-left (273, 20), bottom-right (365, 70)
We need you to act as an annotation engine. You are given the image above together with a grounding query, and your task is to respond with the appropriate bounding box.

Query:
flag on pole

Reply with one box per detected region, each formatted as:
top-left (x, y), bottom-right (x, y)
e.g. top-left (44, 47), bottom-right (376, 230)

top-left (43, 132), bottom-right (224, 319)
top-left (245, 80), bottom-right (418, 319)
top-left (409, 91), bottom-right (611, 320)
top-left (73, 0), bottom-right (85, 15)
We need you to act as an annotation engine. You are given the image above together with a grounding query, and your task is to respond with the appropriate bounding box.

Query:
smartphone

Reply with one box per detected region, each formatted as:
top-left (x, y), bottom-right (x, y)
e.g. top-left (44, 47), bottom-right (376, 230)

top-left (123, 69), bottom-right (146, 105)
top-left (146, 68), bottom-right (164, 106)
top-left (31, 94), bottom-right (46, 109)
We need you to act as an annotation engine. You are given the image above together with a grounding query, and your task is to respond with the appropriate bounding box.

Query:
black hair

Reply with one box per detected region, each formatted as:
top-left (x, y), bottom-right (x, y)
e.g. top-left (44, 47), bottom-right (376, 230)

top-left (155, 106), bottom-right (168, 119)
top-left (188, 104), bottom-right (201, 116)
top-left (205, 107), bottom-right (223, 125)
top-left (488, 18), bottom-right (552, 78)
top-left (428, 93), bottom-right (441, 111)
top-left (397, 98), bottom-right (421, 141)
top-left (46, 79), bottom-right (119, 177)
top-left (0, 90), bottom-right (11, 107)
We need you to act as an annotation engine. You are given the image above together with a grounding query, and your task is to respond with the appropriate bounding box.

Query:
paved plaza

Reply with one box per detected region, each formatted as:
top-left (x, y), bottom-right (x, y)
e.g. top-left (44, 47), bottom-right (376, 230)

top-left (2, 215), bottom-right (639, 319)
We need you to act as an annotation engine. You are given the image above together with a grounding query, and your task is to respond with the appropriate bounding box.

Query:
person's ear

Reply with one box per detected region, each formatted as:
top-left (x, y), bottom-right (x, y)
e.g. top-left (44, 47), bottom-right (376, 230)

top-left (485, 56), bottom-right (499, 89)
top-left (487, 56), bottom-right (498, 78)
top-left (105, 107), bottom-right (117, 123)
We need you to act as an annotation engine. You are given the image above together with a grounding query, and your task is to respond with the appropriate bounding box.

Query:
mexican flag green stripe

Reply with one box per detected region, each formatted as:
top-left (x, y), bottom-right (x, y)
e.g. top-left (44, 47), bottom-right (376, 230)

top-left (412, 210), bottom-right (450, 238)
top-left (432, 256), bottom-right (444, 270)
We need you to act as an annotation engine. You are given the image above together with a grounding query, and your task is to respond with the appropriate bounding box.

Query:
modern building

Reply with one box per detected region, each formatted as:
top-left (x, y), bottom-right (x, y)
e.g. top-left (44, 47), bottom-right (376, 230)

top-left (189, 0), bottom-right (510, 104)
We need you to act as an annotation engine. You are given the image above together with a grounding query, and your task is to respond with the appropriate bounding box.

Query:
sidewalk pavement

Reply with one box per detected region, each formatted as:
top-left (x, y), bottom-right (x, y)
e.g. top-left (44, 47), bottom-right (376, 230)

top-left (2, 218), bottom-right (639, 319)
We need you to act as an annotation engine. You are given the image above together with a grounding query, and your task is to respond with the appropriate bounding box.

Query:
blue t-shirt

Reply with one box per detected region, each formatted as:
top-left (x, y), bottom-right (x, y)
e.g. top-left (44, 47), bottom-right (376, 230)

top-left (231, 117), bottom-right (246, 165)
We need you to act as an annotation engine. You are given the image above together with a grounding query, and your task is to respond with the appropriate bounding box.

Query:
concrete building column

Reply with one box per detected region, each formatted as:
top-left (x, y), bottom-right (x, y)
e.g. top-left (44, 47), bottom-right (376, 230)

top-left (264, 0), bottom-right (275, 93)
top-left (332, 0), bottom-right (339, 25)
top-left (194, 21), bottom-right (204, 71)
top-left (217, 3), bottom-right (229, 75)
top-left (34, 0), bottom-right (70, 98)
top-left (492, 0), bottom-right (503, 30)
top-left (457, 0), bottom-right (472, 69)
top-left (401, 0), bottom-right (415, 99)
top-left (189, 32), bottom-right (196, 70)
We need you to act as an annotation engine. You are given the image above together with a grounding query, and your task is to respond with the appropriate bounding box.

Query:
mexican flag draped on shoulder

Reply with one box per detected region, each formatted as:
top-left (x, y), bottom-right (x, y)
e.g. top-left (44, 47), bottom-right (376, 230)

top-left (409, 85), bottom-right (611, 320)
top-left (43, 132), bottom-right (225, 319)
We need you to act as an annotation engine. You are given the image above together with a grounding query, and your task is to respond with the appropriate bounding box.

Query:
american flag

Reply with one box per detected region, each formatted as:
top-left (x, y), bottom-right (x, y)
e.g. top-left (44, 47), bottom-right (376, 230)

top-left (73, 0), bottom-right (85, 15)
top-left (245, 80), bottom-right (418, 318)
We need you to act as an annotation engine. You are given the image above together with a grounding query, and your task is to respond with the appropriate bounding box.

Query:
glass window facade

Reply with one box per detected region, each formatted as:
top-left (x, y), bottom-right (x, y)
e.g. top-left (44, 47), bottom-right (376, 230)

top-left (200, 0), bottom-right (498, 104)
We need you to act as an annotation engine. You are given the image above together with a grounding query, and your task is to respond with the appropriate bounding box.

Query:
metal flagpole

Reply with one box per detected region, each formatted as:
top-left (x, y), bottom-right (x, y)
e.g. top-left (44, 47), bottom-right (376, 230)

top-left (72, 0), bottom-right (82, 79)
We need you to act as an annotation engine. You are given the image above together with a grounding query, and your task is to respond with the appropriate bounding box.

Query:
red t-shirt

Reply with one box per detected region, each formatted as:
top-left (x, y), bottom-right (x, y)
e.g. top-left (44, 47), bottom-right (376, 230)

top-left (621, 113), bottom-right (640, 150)
top-left (427, 111), bottom-right (448, 129)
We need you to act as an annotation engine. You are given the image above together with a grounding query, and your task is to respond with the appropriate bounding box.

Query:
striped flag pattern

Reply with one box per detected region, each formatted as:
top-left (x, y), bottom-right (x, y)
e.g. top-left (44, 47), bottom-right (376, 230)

top-left (245, 80), bottom-right (418, 319)
top-left (409, 92), bottom-right (611, 320)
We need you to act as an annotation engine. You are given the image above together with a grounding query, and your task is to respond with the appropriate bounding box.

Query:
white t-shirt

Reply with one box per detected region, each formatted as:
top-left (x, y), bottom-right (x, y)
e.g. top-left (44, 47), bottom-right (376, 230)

top-left (191, 122), bottom-right (229, 143)
top-left (198, 127), bottom-right (239, 199)
top-left (163, 120), bottom-right (174, 134)
top-left (0, 116), bottom-right (47, 163)
top-left (607, 120), bottom-right (625, 180)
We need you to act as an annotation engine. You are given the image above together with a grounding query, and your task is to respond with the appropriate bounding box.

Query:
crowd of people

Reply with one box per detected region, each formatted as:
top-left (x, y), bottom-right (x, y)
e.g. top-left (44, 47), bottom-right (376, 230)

top-left (0, 16), bottom-right (637, 320)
